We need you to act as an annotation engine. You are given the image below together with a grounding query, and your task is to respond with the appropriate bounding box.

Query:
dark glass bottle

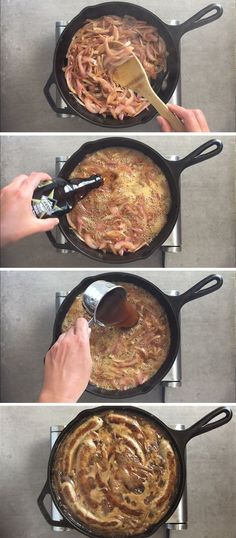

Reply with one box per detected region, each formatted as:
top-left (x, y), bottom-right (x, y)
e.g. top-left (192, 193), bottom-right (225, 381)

top-left (31, 175), bottom-right (103, 219)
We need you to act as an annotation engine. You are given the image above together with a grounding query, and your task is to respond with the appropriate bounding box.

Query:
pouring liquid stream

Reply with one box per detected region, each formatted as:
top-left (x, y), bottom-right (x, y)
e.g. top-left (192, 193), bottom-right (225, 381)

top-left (96, 294), bottom-right (139, 328)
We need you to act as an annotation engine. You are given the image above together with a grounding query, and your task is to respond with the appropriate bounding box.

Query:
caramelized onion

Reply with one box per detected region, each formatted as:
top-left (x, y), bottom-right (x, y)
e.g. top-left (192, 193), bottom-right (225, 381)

top-left (64, 15), bottom-right (167, 119)
top-left (52, 412), bottom-right (179, 536)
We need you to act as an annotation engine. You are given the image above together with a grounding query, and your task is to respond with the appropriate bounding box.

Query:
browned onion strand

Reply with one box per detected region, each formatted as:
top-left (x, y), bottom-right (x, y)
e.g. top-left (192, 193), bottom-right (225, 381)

top-left (62, 283), bottom-right (171, 391)
top-left (67, 147), bottom-right (171, 256)
top-left (64, 15), bottom-right (168, 119)
top-left (52, 412), bottom-right (179, 537)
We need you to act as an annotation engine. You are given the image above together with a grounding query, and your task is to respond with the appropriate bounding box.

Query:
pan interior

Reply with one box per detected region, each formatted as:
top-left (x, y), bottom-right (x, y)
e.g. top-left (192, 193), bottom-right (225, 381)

top-left (63, 15), bottom-right (168, 121)
top-left (54, 3), bottom-right (179, 125)
top-left (53, 273), bottom-right (179, 398)
top-left (67, 146), bottom-right (172, 257)
top-left (50, 408), bottom-right (182, 538)
top-left (58, 139), bottom-right (179, 263)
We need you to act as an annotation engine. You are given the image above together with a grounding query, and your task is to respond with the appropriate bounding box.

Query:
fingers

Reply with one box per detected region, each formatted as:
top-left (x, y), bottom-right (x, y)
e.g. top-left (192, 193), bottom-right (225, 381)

top-left (60, 318), bottom-right (90, 342)
top-left (74, 317), bottom-right (90, 335)
top-left (57, 332), bottom-right (66, 342)
top-left (74, 318), bottom-right (91, 349)
top-left (64, 326), bottom-right (77, 338)
top-left (156, 116), bottom-right (173, 132)
top-left (193, 109), bottom-right (210, 132)
top-left (167, 104), bottom-right (200, 131)
top-left (167, 104), bottom-right (190, 118)
top-left (6, 172), bottom-right (52, 193)
top-left (7, 174), bottom-right (29, 189)
top-left (34, 217), bottom-right (59, 232)
top-left (23, 172), bottom-right (52, 195)
top-left (157, 104), bottom-right (209, 132)
top-left (167, 104), bottom-right (209, 132)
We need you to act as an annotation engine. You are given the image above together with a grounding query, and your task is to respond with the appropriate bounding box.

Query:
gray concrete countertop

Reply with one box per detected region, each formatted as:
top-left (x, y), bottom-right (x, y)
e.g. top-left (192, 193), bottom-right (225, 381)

top-left (1, 0), bottom-right (235, 132)
top-left (0, 405), bottom-right (235, 538)
top-left (1, 270), bottom-right (235, 403)
top-left (1, 135), bottom-right (235, 268)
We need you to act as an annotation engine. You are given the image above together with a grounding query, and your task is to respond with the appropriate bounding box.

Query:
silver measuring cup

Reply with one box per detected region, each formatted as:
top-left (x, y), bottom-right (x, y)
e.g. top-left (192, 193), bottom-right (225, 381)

top-left (83, 280), bottom-right (126, 327)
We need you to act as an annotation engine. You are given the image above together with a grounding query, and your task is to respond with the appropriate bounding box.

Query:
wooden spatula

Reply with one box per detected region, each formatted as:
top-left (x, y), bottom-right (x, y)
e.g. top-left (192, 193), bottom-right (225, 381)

top-left (113, 55), bottom-right (185, 132)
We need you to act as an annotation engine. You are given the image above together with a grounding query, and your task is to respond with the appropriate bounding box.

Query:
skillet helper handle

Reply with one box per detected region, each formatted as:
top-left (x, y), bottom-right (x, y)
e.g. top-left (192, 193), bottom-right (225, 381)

top-left (145, 87), bottom-right (185, 132)
top-left (170, 4), bottom-right (223, 43)
top-left (37, 481), bottom-right (72, 528)
top-left (170, 274), bottom-right (223, 315)
top-left (170, 139), bottom-right (223, 178)
top-left (46, 229), bottom-right (74, 251)
top-left (44, 72), bottom-right (72, 115)
top-left (173, 407), bottom-right (232, 451)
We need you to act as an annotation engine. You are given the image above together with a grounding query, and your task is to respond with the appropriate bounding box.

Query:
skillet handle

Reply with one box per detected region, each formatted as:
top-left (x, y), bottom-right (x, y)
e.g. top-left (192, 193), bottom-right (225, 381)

top-left (168, 4), bottom-right (223, 43)
top-left (169, 274), bottom-right (223, 315)
top-left (46, 230), bottom-right (74, 251)
top-left (37, 481), bottom-right (72, 528)
top-left (44, 72), bottom-right (73, 115)
top-left (166, 139), bottom-right (223, 178)
top-left (172, 407), bottom-right (232, 452)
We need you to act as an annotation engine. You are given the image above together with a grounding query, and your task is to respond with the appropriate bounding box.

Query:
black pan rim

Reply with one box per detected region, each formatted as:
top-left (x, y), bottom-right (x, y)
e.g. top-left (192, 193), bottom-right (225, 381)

top-left (52, 271), bottom-right (180, 399)
top-left (57, 136), bottom-right (180, 263)
top-left (52, 1), bottom-right (180, 127)
top-left (47, 405), bottom-right (186, 538)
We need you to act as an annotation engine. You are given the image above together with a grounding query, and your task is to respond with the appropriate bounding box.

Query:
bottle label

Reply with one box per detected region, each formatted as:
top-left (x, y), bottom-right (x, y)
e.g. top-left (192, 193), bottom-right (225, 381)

top-left (31, 175), bottom-right (103, 219)
top-left (32, 195), bottom-right (55, 217)
top-left (32, 186), bottom-right (71, 218)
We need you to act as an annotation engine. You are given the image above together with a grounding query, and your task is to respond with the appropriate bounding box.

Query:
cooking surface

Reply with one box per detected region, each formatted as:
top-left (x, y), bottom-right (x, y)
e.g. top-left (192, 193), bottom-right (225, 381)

top-left (1, 270), bottom-right (235, 403)
top-left (0, 405), bottom-right (235, 538)
top-left (1, 0), bottom-right (235, 132)
top-left (1, 135), bottom-right (235, 268)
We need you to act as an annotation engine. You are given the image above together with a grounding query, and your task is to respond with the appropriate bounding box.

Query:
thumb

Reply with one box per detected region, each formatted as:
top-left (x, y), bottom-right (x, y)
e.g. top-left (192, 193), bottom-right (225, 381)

top-left (36, 218), bottom-right (59, 232)
top-left (156, 116), bottom-right (173, 132)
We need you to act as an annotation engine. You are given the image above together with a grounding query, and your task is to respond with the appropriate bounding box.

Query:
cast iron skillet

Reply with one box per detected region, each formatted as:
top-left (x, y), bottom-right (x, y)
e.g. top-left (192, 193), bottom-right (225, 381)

top-left (44, 3), bottom-right (223, 127)
top-left (38, 405), bottom-right (232, 537)
top-left (52, 272), bottom-right (223, 399)
top-left (46, 137), bottom-right (223, 264)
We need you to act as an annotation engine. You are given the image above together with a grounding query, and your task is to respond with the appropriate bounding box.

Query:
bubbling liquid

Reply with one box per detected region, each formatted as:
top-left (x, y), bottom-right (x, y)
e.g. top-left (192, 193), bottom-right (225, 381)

top-left (52, 411), bottom-right (179, 537)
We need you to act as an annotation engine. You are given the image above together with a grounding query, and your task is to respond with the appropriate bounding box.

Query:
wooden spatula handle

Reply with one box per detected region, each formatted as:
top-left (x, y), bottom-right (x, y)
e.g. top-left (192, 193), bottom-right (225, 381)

top-left (143, 86), bottom-right (185, 132)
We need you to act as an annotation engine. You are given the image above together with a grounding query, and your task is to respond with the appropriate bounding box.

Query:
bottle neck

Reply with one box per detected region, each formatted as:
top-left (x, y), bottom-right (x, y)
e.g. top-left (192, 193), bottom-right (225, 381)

top-left (66, 174), bottom-right (104, 201)
top-left (69, 175), bottom-right (103, 187)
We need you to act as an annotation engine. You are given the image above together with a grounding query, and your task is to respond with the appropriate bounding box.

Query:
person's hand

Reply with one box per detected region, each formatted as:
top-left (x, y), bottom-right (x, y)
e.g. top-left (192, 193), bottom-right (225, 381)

top-left (157, 104), bottom-right (210, 132)
top-left (0, 172), bottom-right (59, 247)
top-left (39, 318), bottom-right (92, 403)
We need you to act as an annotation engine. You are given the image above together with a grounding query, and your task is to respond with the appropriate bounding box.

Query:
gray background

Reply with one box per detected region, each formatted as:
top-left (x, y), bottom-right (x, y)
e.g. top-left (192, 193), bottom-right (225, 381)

top-left (1, 270), bottom-right (235, 403)
top-left (1, 0), bottom-right (235, 132)
top-left (0, 405), bottom-right (235, 538)
top-left (1, 135), bottom-right (235, 268)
